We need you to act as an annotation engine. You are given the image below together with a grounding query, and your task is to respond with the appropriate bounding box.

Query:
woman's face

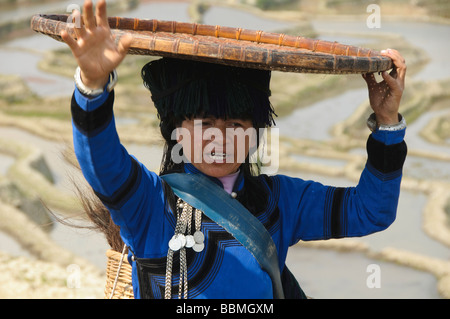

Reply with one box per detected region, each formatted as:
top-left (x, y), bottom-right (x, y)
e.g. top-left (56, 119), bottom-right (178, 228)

top-left (177, 116), bottom-right (256, 178)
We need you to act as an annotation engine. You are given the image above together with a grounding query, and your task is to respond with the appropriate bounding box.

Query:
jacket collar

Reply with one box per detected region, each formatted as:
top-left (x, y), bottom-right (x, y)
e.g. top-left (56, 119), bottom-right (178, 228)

top-left (183, 162), bottom-right (244, 193)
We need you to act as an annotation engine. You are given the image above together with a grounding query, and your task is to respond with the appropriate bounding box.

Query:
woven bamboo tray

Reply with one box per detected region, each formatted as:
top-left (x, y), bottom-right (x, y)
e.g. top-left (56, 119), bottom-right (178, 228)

top-left (104, 249), bottom-right (134, 299)
top-left (31, 14), bottom-right (392, 74)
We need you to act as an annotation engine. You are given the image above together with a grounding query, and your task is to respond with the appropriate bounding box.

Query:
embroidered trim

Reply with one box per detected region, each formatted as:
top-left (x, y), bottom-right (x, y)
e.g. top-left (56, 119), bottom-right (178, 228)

top-left (324, 187), bottom-right (350, 239)
top-left (366, 135), bottom-right (407, 174)
top-left (94, 157), bottom-right (142, 210)
top-left (71, 91), bottom-right (115, 137)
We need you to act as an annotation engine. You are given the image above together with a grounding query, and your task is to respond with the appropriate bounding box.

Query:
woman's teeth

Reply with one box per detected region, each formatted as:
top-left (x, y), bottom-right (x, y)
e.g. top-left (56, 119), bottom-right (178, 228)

top-left (211, 152), bottom-right (227, 160)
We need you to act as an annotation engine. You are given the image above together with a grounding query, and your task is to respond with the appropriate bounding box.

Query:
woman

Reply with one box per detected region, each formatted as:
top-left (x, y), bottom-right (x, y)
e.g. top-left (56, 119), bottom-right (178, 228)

top-left (62, 0), bottom-right (407, 299)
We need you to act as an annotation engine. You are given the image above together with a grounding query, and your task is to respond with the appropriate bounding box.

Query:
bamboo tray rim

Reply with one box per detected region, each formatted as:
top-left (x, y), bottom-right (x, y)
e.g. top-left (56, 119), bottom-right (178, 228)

top-left (30, 14), bottom-right (393, 74)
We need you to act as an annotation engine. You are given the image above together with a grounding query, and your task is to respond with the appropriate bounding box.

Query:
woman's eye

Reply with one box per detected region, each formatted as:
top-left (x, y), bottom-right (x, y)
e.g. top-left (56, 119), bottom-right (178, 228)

top-left (228, 122), bottom-right (243, 127)
top-left (193, 120), bottom-right (211, 127)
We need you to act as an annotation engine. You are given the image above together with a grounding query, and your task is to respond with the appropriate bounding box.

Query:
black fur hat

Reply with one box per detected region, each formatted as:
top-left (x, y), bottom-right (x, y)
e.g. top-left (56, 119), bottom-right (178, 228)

top-left (141, 58), bottom-right (276, 128)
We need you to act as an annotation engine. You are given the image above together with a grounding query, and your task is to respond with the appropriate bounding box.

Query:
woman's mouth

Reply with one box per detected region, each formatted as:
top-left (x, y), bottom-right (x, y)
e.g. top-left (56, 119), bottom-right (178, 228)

top-left (204, 151), bottom-right (231, 163)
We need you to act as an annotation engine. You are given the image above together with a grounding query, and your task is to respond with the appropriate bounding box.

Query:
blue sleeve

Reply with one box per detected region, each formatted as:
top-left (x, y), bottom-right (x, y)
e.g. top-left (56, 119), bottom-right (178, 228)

top-left (371, 127), bottom-right (405, 145)
top-left (71, 88), bottom-right (169, 254)
top-left (278, 130), bottom-right (407, 244)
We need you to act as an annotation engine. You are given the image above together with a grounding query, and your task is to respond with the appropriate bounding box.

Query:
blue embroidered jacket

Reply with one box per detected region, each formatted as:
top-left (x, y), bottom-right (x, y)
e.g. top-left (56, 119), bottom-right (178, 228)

top-left (71, 88), bottom-right (407, 299)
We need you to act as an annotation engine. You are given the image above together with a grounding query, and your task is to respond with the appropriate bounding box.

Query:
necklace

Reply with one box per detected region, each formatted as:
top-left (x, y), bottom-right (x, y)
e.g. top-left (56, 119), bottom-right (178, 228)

top-left (165, 198), bottom-right (204, 299)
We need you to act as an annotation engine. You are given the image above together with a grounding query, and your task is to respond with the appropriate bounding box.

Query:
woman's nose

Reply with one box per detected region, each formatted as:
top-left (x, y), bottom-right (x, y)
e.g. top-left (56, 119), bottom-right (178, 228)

top-left (213, 119), bottom-right (227, 130)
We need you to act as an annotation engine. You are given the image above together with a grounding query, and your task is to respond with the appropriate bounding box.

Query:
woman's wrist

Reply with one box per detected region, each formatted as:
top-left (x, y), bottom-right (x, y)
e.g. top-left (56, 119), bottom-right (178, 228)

top-left (80, 70), bottom-right (110, 90)
top-left (375, 113), bottom-right (400, 126)
top-left (74, 67), bottom-right (117, 97)
top-left (367, 112), bottom-right (406, 132)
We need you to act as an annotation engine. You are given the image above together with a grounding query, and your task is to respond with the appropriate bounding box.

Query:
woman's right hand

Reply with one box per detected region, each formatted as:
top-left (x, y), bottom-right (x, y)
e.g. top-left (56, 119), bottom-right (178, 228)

top-left (61, 0), bottom-right (132, 89)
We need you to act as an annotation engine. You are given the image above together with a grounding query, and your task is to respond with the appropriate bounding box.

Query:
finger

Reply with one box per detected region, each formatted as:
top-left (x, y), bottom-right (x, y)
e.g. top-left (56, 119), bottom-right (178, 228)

top-left (362, 72), bottom-right (374, 82)
top-left (389, 66), bottom-right (398, 80)
top-left (382, 49), bottom-right (406, 82)
top-left (389, 53), bottom-right (406, 89)
top-left (393, 53), bottom-right (407, 83)
top-left (117, 34), bottom-right (133, 56)
top-left (83, 0), bottom-right (96, 30)
top-left (386, 49), bottom-right (405, 64)
top-left (388, 50), bottom-right (406, 73)
top-left (381, 71), bottom-right (401, 95)
top-left (96, 0), bottom-right (109, 28)
top-left (111, 34), bottom-right (132, 67)
top-left (60, 29), bottom-right (79, 53)
top-left (72, 9), bottom-right (86, 38)
top-left (362, 72), bottom-right (377, 88)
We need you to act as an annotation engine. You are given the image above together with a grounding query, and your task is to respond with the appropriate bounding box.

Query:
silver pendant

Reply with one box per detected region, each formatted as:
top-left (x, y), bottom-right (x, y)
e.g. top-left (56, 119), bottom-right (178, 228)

top-left (165, 199), bottom-right (206, 299)
top-left (193, 230), bottom-right (204, 244)
top-left (185, 235), bottom-right (195, 248)
top-left (168, 234), bottom-right (186, 251)
top-left (192, 242), bottom-right (205, 252)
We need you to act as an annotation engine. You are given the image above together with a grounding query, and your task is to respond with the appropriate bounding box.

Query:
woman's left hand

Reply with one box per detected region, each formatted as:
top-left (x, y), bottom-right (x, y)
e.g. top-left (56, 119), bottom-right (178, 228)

top-left (362, 49), bottom-right (407, 125)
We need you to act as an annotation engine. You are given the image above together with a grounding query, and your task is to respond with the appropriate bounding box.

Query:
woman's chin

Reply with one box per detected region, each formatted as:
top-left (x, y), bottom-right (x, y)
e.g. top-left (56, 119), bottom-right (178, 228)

top-left (192, 161), bottom-right (240, 178)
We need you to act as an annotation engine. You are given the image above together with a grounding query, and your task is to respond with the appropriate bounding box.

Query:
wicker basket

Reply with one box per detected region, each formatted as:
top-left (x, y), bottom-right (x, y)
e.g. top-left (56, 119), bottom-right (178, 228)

top-left (104, 248), bottom-right (134, 299)
top-left (30, 14), bottom-right (392, 74)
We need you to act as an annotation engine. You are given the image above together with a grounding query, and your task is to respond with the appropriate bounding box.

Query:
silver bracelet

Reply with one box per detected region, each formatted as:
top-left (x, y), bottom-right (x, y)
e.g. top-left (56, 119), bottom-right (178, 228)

top-left (74, 66), bottom-right (117, 97)
top-left (367, 113), bottom-right (407, 132)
